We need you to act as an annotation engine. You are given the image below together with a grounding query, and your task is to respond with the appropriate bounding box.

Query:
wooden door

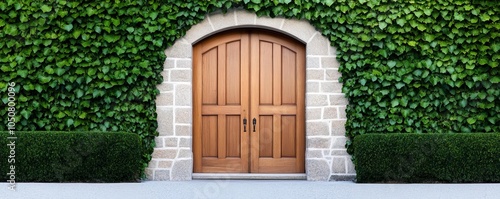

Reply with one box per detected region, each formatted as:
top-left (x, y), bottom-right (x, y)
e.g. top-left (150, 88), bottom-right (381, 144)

top-left (193, 29), bottom-right (304, 173)
top-left (249, 31), bottom-right (305, 173)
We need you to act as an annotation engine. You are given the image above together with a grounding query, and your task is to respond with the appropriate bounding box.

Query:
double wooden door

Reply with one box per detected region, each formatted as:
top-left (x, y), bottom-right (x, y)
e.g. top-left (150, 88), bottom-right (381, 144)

top-left (193, 29), bottom-right (305, 173)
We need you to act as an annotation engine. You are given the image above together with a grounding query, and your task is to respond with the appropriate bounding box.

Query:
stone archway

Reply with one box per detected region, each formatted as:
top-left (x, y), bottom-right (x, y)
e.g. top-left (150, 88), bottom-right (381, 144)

top-left (149, 9), bottom-right (354, 181)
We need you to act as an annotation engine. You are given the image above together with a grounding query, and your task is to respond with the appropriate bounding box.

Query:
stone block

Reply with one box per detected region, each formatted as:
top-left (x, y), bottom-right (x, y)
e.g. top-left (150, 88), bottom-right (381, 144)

top-left (170, 69), bottom-right (192, 82)
top-left (178, 149), bottom-right (192, 158)
top-left (329, 94), bottom-right (348, 105)
top-left (306, 81), bottom-right (320, 93)
top-left (176, 59), bottom-right (192, 68)
top-left (179, 137), bottom-right (192, 147)
top-left (235, 9), bottom-right (255, 25)
top-left (306, 69), bottom-right (324, 81)
top-left (306, 94), bottom-right (328, 107)
top-left (338, 106), bottom-right (347, 119)
top-left (152, 149), bottom-right (177, 159)
top-left (175, 125), bottom-right (192, 136)
top-left (158, 160), bottom-right (173, 169)
top-left (164, 39), bottom-right (192, 58)
top-left (160, 70), bottom-right (169, 82)
top-left (255, 16), bottom-right (284, 29)
top-left (155, 137), bottom-right (164, 148)
top-left (328, 43), bottom-right (338, 56)
top-left (147, 160), bottom-right (158, 169)
top-left (332, 137), bottom-right (348, 149)
top-left (156, 83), bottom-right (174, 93)
top-left (175, 108), bottom-right (192, 124)
top-left (175, 84), bottom-right (192, 106)
top-left (331, 120), bottom-right (346, 136)
top-left (171, 159), bottom-right (193, 181)
top-left (306, 108), bottom-right (322, 120)
top-left (164, 137), bottom-right (178, 147)
top-left (331, 157), bottom-right (346, 173)
top-left (183, 16), bottom-right (213, 44)
top-left (145, 168), bottom-right (154, 180)
top-left (281, 19), bottom-right (317, 43)
top-left (322, 107), bottom-right (337, 120)
top-left (163, 58), bottom-right (175, 69)
top-left (306, 159), bottom-right (330, 181)
top-left (306, 33), bottom-right (329, 56)
top-left (306, 121), bottom-right (329, 136)
top-left (307, 137), bottom-right (331, 149)
top-left (325, 69), bottom-right (342, 81)
top-left (321, 82), bottom-right (342, 93)
top-left (155, 93), bottom-right (173, 106)
top-left (307, 56), bottom-right (320, 68)
top-left (154, 170), bottom-right (170, 181)
top-left (306, 149), bottom-right (324, 158)
top-left (321, 57), bottom-right (340, 69)
top-left (209, 10), bottom-right (236, 31)
top-left (330, 149), bottom-right (349, 156)
top-left (156, 107), bottom-right (173, 135)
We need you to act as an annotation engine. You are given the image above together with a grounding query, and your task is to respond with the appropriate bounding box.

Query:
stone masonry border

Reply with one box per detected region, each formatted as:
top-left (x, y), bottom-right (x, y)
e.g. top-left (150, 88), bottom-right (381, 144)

top-left (148, 9), bottom-right (355, 181)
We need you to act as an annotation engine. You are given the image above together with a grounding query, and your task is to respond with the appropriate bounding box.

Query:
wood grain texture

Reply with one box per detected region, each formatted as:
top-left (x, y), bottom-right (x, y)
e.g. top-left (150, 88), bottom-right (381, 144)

top-left (194, 29), bottom-right (305, 173)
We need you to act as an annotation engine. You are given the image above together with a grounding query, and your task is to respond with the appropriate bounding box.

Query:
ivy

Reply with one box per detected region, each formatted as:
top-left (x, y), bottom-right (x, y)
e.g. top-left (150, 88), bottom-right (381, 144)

top-left (1, 0), bottom-right (499, 175)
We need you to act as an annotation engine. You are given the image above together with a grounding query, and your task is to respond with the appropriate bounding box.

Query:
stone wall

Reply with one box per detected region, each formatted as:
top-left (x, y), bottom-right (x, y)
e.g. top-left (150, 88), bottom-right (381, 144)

top-left (147, 9), bottom-right (355, 181)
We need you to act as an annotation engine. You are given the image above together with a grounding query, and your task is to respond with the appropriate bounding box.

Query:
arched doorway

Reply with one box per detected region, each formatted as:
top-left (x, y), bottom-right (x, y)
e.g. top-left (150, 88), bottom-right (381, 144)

top-left (152, 9), bottom-right (353, 181)
top-left (192, 29), bottom-right (305, 173)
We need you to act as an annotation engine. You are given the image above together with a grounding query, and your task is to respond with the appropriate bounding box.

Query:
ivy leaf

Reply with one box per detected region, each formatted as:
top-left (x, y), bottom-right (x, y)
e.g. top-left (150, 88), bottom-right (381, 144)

top-left (324, 0), bottom-right (334, 6)
top-left (104, 34), bottom-right (120, 43)
top-left (480, 13), bottom-right (490, 21)
top-left (391, 99), bottom-right (399, 107)
top-left (62, 23), bottom-right (73, 31)
top-left (395, 83), bottom-right (405, 89)
top-left (396, 18), bottom-right (406, 26)
top-left (454, 12), bottom-right (465, 21)
top-left (378, 22), bottom-right (387, 30)
top-left (490, 77), bottom-right (500, 84)
top-left (66, 118), bottom-right (74, 127)
top-left (41, 5), bottom-right (52, 13)
top-left (466, 118), bottom-right (476, 124)
top-left (17, 69), bottom-right (28, 78)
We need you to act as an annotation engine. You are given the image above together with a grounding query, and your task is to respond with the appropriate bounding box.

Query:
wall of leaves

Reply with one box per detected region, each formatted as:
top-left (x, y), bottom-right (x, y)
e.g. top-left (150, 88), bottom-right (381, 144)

top-left (1, 0), bottom-right (498, 173)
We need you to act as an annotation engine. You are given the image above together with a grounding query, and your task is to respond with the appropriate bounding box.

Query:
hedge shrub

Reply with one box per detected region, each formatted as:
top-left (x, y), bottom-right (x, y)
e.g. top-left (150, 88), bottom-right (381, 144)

top-left (354, 133), bottom-right (500, 183)
top-left (1, 0), bottom-right (499, 174)
top-left (0, 131), bottom-right (142, 182)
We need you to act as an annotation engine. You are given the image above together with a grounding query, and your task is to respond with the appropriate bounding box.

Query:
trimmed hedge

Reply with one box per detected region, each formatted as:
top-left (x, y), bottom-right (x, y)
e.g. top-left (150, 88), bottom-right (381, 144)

top-left (354, 133), bottom-right (500, 183)
top-left (1, 131), bottom-right (142, 182)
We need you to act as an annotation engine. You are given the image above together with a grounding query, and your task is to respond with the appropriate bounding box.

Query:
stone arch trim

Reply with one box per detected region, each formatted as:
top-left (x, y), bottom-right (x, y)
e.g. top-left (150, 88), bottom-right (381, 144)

top-left (150, 9), bottom-right (354, 181)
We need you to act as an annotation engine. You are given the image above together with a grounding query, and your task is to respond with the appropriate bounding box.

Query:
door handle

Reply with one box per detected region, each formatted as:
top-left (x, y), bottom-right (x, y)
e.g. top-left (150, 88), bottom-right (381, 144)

top-left (252, 118), bottom-right (256, 132)
top-left (243, 118), bottom-right (247, 132)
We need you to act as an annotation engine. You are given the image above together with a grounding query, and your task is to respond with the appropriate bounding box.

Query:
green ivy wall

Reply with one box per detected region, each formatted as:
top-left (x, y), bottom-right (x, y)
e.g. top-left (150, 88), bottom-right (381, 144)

top-left (1, 0), bottom-right (499, 174)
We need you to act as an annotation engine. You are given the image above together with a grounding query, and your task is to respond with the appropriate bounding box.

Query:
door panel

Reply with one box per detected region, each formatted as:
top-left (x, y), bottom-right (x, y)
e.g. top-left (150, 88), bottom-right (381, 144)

top-left (194, 30), bottom-right (249, 173)
top-left (194, 29), bottom-right (304, 173)
top-left (250, 31), bottom-right (305, 173)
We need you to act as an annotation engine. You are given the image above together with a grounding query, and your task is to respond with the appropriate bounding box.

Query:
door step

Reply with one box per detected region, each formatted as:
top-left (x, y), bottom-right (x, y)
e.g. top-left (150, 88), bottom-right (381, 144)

top-left (192, 173), bottom-right (307, 180)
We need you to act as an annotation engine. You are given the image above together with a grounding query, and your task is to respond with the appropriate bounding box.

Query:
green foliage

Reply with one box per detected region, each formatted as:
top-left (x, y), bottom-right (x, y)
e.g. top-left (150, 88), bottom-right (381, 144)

top-left (242, 1), bottom-right (500, 153)
top-left (0, 0), bottom-right (233, 177)
top-left (1, 0), bottom-right (499, 176)
top-left (354, 133), bottom-right (500, 183)
top-left (0, 132), bottom-right (142, 182)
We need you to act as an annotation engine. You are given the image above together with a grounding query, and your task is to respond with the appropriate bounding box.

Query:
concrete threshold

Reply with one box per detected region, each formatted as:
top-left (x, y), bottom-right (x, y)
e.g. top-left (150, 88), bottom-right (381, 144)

top-left (192, 173), bottom-right (307, 180)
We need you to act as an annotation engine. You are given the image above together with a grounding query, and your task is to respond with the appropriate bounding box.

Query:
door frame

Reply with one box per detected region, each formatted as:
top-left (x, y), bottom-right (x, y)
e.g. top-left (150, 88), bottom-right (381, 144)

top-left (192, 29), bottom-right (305, 174)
